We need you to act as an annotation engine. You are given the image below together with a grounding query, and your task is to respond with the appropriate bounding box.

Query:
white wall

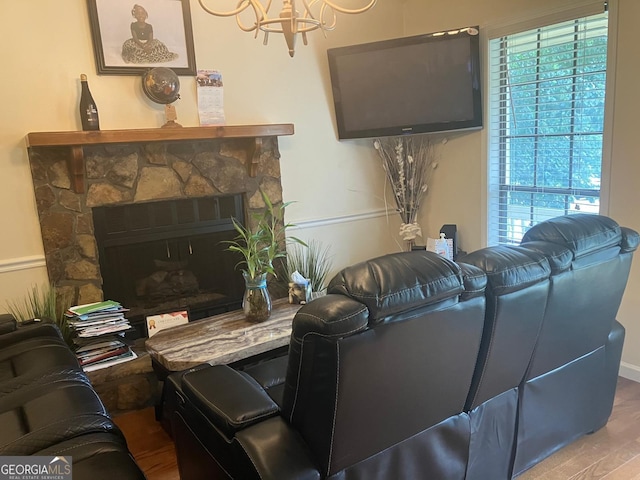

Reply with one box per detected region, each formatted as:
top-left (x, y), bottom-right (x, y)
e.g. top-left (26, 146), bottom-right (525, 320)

top-left (403, 0), bottom-right (640, 379)
top-left (0, 0), bottom-right (405, 311)
top-left (606, 0), bottom-right (640, 380)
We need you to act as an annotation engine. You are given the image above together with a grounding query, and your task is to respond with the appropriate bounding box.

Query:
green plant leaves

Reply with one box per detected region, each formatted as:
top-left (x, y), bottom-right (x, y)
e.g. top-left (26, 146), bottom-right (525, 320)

top-left (224, 189), bottom-right (306, 281)
top-left (5, 283), bottom-right (74, 347)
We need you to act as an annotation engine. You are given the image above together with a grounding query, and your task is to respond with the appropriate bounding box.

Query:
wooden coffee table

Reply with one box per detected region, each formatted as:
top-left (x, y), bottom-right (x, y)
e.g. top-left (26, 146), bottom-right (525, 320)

top-left (145, 298), bottom-right (301, 377)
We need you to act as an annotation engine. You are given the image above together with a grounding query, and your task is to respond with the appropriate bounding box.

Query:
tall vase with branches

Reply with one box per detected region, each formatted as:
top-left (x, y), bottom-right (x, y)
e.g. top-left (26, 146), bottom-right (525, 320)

top-left (374, 135), bottom-right (437, 250)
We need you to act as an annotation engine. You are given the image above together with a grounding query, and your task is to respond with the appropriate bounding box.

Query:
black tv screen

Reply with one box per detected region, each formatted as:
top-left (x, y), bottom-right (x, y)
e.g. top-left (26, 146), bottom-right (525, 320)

top-left (328, 27), bottom-right (482, 140)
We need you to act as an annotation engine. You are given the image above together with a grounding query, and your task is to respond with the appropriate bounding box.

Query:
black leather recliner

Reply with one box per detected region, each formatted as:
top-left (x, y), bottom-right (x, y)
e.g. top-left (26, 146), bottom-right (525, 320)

top-left (173, 251), bottom-right (487, 479)
top-left (169, 214), bottom-right (638, 479)
top-left (513, 215), bottom-right (638, 475)
top-left (0, 315), bottom-right (146, 479)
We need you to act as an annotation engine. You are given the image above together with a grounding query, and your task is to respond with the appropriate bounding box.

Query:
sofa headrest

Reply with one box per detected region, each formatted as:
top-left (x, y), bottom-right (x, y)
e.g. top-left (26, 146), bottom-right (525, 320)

top-left (516, 241), bottom-right (573, 275)
top-left (521, 214), bottom-right (625, 259)
top-left (291, 294), bottom-right (369, 341)
top-left (458, 263), bottom-right (488, 300)
top-left (327, 251), bottom-right (464, 324)
top-left (460, 246), bottom-right (551, 295)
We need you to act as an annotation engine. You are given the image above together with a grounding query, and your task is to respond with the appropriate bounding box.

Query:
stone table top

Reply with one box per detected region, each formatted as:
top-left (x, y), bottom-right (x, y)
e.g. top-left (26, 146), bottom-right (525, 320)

top-left (145, 298), bottom-right (301, 372)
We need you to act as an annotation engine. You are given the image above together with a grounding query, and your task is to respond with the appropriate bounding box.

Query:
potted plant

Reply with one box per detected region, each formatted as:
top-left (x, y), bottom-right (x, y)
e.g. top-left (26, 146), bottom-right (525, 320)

top-left (6, 283), bottom-right (73, 347)
top-left (226, 189), bottom-right (304, 322)
top-left (284, 240), bottom-right (333, 301)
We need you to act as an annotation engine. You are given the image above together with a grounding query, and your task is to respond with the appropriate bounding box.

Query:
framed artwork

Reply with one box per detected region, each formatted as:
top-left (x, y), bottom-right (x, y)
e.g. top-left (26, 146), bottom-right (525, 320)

top-left (146, 308), bottom-right (190, 338)
top-left (87, 0), bottom-right (196, 75)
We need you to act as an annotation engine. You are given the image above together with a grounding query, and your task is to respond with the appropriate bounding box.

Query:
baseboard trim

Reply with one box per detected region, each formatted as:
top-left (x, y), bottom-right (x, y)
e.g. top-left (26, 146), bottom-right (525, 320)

top-left (0, 256), bottom-right (46, 274)
top-left (291, 209), bottom-right (391, 230)
top-left (619, 362), bottom-right (640, 383)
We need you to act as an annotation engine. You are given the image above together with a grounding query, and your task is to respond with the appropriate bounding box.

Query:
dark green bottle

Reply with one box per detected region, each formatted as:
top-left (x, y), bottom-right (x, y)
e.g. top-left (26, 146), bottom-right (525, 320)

top-left (79, 74), bottom-right (100, 131)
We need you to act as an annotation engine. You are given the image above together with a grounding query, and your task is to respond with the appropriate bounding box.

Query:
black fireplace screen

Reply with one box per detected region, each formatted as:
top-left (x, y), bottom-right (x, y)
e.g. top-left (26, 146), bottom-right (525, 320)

top-left (93, 195), bottom-right (246, 337)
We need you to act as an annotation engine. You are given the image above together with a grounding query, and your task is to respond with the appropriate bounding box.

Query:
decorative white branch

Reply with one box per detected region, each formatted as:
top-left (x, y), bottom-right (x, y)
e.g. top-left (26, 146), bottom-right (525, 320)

top-left (374, 135), bottom-right (437, 242)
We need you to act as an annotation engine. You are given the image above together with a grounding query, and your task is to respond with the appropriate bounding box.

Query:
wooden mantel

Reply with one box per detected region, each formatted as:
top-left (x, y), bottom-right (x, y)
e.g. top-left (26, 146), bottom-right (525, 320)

top-left (25, 124), bottom-right (294, 193)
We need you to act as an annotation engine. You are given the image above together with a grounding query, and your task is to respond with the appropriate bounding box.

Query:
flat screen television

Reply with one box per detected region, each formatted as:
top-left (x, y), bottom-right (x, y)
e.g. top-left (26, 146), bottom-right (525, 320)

top-left (327, 27), bottom-right (482, 140)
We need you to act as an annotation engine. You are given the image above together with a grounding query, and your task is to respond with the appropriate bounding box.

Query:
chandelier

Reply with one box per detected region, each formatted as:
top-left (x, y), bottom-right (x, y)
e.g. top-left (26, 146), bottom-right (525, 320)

top-left (198, 0), bottom-right (377, 57)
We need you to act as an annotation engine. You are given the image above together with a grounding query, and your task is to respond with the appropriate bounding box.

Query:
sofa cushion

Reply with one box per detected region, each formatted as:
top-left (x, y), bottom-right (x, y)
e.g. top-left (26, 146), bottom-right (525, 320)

top-left (182, 365), bottom-right (279, 438)
top-left (517, 241), bottom-right (573, 275)
top-left (328, 251), bottom-right (463, 323)
top-left (0, 380), bottom-right (118, 455)
top-left (522, 214), bottom-right (622, 259)
top-left (290, 294), bottom-right (369, 340)
top-left (0, 340), bottom-right (79, 373)
top-left (460, 246), bottom-right (551, 294)
top-left (0, 315), bottom-right (16, 335)
top-left (0, 361), bottom-right (13, 383)
top-left (0, 323), bottom-right (66, 350)
top-left (34, 432), bottom-right (145, 480)
top-left (0, 338), bottom-right (83, 399)
top-left (242, 354), bottom-right (289, 407)
top-left (459, 263), bottom-right (488, 300)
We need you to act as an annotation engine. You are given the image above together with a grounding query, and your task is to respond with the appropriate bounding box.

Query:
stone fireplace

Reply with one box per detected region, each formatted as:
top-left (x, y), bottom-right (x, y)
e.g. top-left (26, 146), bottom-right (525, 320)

top-left (27, 130), bottom-right (287, 338)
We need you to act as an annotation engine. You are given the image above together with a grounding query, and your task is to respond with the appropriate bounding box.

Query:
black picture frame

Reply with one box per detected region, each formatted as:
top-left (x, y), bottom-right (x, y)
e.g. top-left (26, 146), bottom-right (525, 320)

top-left (87, 0), bottom-right (196, 76)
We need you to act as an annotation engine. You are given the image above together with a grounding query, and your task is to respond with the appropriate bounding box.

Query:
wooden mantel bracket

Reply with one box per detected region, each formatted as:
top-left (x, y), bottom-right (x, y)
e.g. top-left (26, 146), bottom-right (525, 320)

top-left (68, 146), bottom-right (86, 194)
top-left (249, 138), bottom-right (263, 177)
top-left (26, 124), bottom-right (295, 194)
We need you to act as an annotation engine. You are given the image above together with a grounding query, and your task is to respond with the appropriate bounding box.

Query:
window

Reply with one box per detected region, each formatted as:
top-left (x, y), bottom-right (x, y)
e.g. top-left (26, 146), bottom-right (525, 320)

top-left (487, 12), bottom-right (608, 245)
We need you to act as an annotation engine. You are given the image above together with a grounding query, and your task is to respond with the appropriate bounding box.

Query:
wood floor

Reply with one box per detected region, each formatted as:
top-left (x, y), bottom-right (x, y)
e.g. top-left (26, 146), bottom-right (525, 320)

top-left (114, 377), bottom-right (640, 480)
top-left (114, 407), bottom-right (179, 480)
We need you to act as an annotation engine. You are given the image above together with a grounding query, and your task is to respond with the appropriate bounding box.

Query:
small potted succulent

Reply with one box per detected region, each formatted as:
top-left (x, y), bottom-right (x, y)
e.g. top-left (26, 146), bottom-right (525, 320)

top-left (226, 189), bottom-right (304, 322)
top-left (284, 240), bottom-right (333, 301)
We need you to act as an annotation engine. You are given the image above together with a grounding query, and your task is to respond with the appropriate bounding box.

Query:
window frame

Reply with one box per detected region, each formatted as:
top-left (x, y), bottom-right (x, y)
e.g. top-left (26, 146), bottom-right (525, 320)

top-left (481, 0), bottom-right (616, 246)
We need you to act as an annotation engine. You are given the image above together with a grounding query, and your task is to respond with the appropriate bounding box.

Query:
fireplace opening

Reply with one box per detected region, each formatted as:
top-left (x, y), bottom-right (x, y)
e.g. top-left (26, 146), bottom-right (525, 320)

top-left (93, 194), bottom-right (246, 338)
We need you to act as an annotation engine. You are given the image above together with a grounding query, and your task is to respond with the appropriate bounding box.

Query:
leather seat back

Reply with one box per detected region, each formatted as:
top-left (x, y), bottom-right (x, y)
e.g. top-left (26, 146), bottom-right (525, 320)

top-left (281, 251), bottom-right (487, 477)
top-left (520, 214), bottom-right (639, 379)
top-left (459, 246), bottom-right (551, 410)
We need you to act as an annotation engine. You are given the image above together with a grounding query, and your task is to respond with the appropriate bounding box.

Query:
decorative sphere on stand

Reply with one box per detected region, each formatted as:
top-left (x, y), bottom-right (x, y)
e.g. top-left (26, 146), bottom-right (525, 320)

top-left (142, 67), bottom-right (181, 128)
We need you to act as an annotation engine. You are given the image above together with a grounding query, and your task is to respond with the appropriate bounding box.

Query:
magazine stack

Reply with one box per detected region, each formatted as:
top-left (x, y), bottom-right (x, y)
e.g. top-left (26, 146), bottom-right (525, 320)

top-left (65, 300), bottom-right (137, 372)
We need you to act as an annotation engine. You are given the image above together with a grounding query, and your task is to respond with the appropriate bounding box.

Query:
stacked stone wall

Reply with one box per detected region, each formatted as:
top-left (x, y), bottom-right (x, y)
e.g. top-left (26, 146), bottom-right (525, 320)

top-left (28, 137), bottom-right (284, 307)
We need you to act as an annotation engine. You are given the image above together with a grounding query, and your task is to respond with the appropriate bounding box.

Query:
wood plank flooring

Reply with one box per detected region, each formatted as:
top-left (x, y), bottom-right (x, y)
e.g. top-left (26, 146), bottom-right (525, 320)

top-left (114, 407), bottom-right (179, 480)
top-left (114, 377), bottom-right (640, 480)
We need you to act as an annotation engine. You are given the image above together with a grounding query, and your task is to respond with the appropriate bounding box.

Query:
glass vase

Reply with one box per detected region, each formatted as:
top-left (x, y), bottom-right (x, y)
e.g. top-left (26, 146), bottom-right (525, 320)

top-left (242, 272), bottom-right (272, 322)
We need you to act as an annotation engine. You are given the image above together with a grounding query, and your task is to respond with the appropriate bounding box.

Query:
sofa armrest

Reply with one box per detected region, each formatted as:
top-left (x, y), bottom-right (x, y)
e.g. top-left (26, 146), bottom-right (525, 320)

top-left (0, 314), bottom-right (17, 335)
top-left (236, 416), bottom-right (321, 480)
top-left (182, 365), bottom-right (279, 438)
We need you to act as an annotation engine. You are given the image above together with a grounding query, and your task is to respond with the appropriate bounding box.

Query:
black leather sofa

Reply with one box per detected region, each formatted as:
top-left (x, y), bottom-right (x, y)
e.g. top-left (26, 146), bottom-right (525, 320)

top-left (0, 317), bottom-right (145, 479)
top-left (168, 214), bottom-right (639, 479)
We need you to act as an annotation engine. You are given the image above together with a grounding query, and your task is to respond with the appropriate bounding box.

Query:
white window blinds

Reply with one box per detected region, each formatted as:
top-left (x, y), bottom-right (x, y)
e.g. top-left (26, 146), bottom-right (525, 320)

top-left (487, 12), bottom-right (609, 245)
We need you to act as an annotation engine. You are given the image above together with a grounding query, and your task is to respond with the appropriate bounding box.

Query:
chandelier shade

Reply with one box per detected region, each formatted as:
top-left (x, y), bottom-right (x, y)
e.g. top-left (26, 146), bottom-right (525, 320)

top-left (198, 0), bottom-right (377, 57)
